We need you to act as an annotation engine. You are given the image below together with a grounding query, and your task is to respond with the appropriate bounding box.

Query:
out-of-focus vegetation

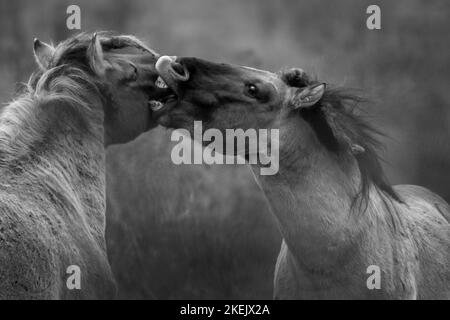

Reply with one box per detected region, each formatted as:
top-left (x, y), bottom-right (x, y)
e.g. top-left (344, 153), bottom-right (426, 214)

top-left (1, 0), bottom-right (449, 299)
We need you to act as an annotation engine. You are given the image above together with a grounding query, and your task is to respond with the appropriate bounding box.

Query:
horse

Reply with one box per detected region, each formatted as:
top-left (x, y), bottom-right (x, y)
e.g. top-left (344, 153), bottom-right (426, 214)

top-left (153, 56), bottom-right (450, 299)
top-left (0, 32), bottom-right (171, 299)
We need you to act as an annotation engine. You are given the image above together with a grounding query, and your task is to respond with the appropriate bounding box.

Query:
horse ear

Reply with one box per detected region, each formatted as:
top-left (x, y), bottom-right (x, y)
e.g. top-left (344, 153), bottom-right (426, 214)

top-left (33, 38), bottom-right (55, 71)
top-left (292, 83), bottom-right (326, 109)
top-left (87, 33), bottom-right (106, 76)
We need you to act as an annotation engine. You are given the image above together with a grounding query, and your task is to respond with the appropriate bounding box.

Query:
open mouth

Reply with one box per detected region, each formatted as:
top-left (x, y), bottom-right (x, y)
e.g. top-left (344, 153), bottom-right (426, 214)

top-left (148, 76), bottom-right (178, 112)
top-left (148, 56), bottom-right (190, 113)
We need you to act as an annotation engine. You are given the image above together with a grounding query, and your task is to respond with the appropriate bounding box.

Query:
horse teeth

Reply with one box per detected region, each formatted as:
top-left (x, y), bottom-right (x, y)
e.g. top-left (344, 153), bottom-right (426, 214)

top-left (156, 76), bottom-right (168, 89)
top-left (149, 101), bottom-right (164, 111)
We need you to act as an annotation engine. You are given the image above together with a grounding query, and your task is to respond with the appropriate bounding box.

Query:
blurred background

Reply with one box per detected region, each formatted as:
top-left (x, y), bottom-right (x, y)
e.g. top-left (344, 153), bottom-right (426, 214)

top-left (1, 0), bottom-right (449, 299)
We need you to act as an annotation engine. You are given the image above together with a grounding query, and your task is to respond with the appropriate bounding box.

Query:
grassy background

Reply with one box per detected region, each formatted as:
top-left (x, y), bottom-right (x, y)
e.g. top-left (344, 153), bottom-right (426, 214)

top-left (1, 0), bottom-right (449, 299)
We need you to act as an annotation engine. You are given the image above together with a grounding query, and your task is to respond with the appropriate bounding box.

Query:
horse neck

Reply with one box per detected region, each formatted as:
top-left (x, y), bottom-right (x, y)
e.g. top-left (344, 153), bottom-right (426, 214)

top-left (251, 115), bottom-right (370, 270)
top-left (0, 86), bottom-right (107, 243)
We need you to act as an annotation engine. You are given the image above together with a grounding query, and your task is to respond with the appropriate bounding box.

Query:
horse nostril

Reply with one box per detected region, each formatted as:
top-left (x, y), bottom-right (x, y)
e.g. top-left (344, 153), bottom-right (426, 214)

top-left (170, 62), bottom-right (189, 81)
top-left (172, 62), bottom-right (184, 76)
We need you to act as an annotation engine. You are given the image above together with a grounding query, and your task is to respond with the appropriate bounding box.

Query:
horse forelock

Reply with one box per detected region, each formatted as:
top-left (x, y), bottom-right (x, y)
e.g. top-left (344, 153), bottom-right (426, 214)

top-left (51, 32), bottom-right (157, 69)
top-left (33, 65), bottom-right (103, 110)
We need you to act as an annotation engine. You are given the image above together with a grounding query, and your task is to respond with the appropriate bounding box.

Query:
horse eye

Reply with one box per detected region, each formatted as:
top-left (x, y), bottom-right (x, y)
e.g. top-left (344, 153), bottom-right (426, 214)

top-left (247, 84), bottom-right (259, 97)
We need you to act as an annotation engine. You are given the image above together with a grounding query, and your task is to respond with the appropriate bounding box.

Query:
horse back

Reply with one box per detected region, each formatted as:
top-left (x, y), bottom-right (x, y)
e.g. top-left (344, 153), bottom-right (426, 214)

top-left (393, 184), bottom-right (450, 299)
top-left (395, 184), bottom-right (450, 224)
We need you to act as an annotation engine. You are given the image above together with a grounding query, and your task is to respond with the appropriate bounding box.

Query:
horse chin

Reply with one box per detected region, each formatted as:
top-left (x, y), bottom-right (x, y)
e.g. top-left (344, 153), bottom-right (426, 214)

top-left (146, 107), bottom-right (158, 130)
top-left (149, 93), bottom-right (177, 116)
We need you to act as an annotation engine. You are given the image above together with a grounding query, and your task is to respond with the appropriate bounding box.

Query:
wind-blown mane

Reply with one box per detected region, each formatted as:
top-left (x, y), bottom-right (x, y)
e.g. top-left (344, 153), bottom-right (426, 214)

top-left (281, 70), bottom-right (400, 204)
top-left (0, 67), bottom-right (101, 157)
top-left (0, 66), bottom-right (109, 238)
top-left (299, 86), bottom-right (401, 205)
top-left (0, 65), bottom-right (104, 166)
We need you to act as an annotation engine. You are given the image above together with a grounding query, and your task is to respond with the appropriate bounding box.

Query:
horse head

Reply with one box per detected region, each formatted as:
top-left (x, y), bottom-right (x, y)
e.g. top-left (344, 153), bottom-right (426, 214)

top-left (152, 56), bottom-right (325, 136)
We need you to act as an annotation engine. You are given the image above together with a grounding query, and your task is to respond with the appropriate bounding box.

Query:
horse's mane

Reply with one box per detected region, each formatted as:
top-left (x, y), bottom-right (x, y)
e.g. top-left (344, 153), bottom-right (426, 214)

top-left (0, 65), bottom-right (103, 163)
top-left (313, 89), bottom-right (401, 203)
top-left (283, 72), bottom-right (401, 205)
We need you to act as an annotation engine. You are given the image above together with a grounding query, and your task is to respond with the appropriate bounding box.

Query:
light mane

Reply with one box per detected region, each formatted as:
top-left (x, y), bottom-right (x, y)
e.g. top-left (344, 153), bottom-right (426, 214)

top-left (0, 65), bottom-right (103, 163)
top-left (0, 65), bottom-right (107, 237)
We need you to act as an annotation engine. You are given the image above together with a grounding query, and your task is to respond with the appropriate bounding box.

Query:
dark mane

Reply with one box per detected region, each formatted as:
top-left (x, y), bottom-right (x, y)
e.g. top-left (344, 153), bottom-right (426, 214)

top-left (300, 87), bottom-right (402, 205)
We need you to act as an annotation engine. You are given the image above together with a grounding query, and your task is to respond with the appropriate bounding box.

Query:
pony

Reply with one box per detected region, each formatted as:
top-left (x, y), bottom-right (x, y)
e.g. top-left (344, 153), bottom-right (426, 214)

top-left (152, 56), bottom-right (450, 299)
top-left (0, 32), bottom-right (171, 299)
